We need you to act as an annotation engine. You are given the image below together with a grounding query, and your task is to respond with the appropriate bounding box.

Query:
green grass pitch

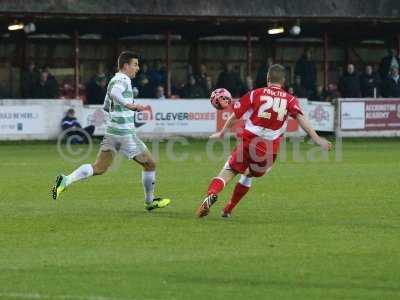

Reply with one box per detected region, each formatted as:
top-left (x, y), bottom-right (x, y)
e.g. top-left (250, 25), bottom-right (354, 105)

top-left (0, 138), bottom-right (399, 300)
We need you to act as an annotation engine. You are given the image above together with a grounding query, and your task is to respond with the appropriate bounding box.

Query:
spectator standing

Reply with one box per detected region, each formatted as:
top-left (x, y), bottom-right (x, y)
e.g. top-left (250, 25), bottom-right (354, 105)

top-left (360, 65), bottom-right (381, 97)
top-left (381, 67), bottom-right (400, 97)
top-left (292, 75), bottom-right (308, 98)
top-left (216, 63), bottom-right (242, 97)
top-left (86, 65), bottom-right (108, 104)
top-left (42, 65), bottom-right (60, 98)
top-left (136, 63), bottom-right (153, 98)
top-left (294, 48), bottom-right (317, 97)
top-left (338, 64), bottom-right (361, 98)
top-left (379, 48), bottom-right (400, 79)
top-left (21, 61), bottom-right (40, 98)
top-left (33, 71), bottom-right (59, 99)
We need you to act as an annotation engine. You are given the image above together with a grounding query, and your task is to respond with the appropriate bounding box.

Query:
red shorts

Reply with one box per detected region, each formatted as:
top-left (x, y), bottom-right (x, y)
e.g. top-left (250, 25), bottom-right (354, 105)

top-left (228, 137), bottom-right (279, 177)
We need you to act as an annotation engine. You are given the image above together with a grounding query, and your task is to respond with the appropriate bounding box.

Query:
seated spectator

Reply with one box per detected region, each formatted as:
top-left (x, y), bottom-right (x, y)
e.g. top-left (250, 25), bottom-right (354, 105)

top-left (240, 75), bottom-right (254, 96)
top-left (181, 75), bottom-right (207, 98)
top-left (309, 85), bottom-right (326, 101)
top-left (295, 48), bottom-right (317, 97)
top-left (381, 67), bottom-right (400, 97)
top-left (324, 83), bottom-right (340, 102)
top-left (255, 57), bottom-right (273, 88)
top-left (360, 65), bottom-right (381, 97)
top-left (379, 48), bottom-right (400, 79)
top-left (292, 75), bottom-right (308, 98)
top-left (171, 80), bottom-right (184, 98)
top-left (61, 108), bottom-right (94, 144)
top-left (21, 61), bottom-right (40, 98)
top-left (216, 63), bottom-right (243, 97)
top-left (86, 75), bottom-right (107, 104)
top-left (338, 64), bottom-right (361, 97)
top-left (33, 71), bottom-right (59, 99)
top-left (155, 85), bottom-right (166, 99)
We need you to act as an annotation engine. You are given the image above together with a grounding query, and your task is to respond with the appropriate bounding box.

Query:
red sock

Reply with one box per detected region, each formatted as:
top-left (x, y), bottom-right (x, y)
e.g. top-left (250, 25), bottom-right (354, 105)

top-left (207, 177), bottom-right (225, 195)
top-left (223, 182), bottom-right (250, 214)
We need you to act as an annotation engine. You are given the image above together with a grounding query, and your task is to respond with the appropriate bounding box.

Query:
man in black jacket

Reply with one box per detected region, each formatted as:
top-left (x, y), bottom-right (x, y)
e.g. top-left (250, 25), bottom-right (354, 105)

top-left (294, 48), bottom-right (317, 97)
top-left (360, 65), bottom-right (381, 97)
top-left (338, 64), bottom-right (361, 98)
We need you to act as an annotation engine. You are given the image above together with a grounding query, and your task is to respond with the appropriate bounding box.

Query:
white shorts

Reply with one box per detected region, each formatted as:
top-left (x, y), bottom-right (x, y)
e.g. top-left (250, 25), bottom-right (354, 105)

top-left (100, 134), bottom-right (148, 159)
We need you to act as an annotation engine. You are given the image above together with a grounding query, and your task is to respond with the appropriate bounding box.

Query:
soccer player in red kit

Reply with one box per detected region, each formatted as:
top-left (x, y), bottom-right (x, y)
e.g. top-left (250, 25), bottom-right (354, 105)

top-left (196, 64), bottom-right (332, 218)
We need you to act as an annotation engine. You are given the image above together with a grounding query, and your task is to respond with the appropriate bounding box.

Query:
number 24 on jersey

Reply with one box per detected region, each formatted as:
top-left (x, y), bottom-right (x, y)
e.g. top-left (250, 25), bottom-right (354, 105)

top-left (258, 96), bottom-right (288, 121)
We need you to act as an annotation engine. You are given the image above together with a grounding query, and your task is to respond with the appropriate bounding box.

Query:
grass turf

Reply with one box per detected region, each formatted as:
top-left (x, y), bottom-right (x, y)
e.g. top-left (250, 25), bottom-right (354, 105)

top-left (0, 138), bottom-right (399, 300)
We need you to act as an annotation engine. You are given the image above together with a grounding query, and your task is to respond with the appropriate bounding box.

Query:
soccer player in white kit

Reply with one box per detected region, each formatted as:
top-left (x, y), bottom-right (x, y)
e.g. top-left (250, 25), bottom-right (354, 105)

top-left (52, 51), bottom-right (171, 211)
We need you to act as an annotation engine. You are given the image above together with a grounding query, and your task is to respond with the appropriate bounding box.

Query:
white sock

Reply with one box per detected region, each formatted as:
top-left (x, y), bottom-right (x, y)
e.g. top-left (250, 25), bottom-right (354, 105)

top-left (239, 175), bottom-right (252, 187)
top-left (142, 171), bottom-right (156, 204)
top-left (65, 164), bottom-right (94, 186)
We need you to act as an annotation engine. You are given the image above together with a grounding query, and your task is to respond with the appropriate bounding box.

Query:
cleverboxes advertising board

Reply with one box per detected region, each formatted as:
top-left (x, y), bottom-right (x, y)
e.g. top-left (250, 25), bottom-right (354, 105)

top-left (134, 99), bottom-right (216, 134)
top-left (82, 100), bottom-right (217, 136)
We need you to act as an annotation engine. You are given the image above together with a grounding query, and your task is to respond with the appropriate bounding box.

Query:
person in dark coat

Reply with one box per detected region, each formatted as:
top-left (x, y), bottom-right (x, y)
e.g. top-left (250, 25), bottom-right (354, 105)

top-left (86, 75), bottom-right (107, 104)
top-left (33, 71), bottom-right (59, 99)
top-left (360, 65), bottom-right (381, 97)
top-left (294, 48), bottom-right (317, 97)
top-left (292, 75), bottom-right (308, 98)
top-left (338, 64), bottom-right (361, 98)
top-left (21, 61), bottom-right (40, 98)
top-left (216, 64), bottom-right (243, 97)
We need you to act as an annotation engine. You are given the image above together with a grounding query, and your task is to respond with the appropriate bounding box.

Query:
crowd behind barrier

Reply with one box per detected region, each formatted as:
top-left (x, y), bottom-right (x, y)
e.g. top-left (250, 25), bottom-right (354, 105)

top-left (2, 47), bottom-right (399, 103)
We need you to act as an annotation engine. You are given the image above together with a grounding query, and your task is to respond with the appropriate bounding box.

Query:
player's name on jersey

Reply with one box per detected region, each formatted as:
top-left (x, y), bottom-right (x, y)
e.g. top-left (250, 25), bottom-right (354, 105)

top-left (263, 88), bottom-right (287, 98)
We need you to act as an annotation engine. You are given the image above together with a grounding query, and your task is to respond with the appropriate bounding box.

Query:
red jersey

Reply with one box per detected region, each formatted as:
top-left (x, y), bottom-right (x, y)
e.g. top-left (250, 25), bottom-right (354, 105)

top-left (233, 83), bottom-right (303, 142)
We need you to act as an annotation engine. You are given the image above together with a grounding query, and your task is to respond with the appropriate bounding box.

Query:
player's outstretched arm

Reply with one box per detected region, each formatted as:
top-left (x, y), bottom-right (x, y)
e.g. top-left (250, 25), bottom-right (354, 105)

top-left (296, 114), bottom-right (332, 151)
top-left (125, 103), bottom-right (147, 111)
top-left (109, 84), bottom-right (146, 112)
top-left (210, 113), bottom-right (237, 139)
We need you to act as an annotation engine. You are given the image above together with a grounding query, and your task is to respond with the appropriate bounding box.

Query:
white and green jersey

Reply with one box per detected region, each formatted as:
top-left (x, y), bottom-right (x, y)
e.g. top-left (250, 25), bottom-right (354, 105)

top-left (103, 72), bottom-right (136, 136)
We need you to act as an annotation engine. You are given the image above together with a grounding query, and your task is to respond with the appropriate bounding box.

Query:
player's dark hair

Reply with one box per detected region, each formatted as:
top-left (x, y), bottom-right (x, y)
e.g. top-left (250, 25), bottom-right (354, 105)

top-left (118, 51), bottom-right (139, 70)
top-left (267, 64), bottom-right (286, 85)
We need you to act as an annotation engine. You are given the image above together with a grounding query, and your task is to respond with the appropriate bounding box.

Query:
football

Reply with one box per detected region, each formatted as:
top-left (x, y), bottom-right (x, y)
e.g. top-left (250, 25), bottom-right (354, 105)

top-left (210, 88), bottom-right (232, 110)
